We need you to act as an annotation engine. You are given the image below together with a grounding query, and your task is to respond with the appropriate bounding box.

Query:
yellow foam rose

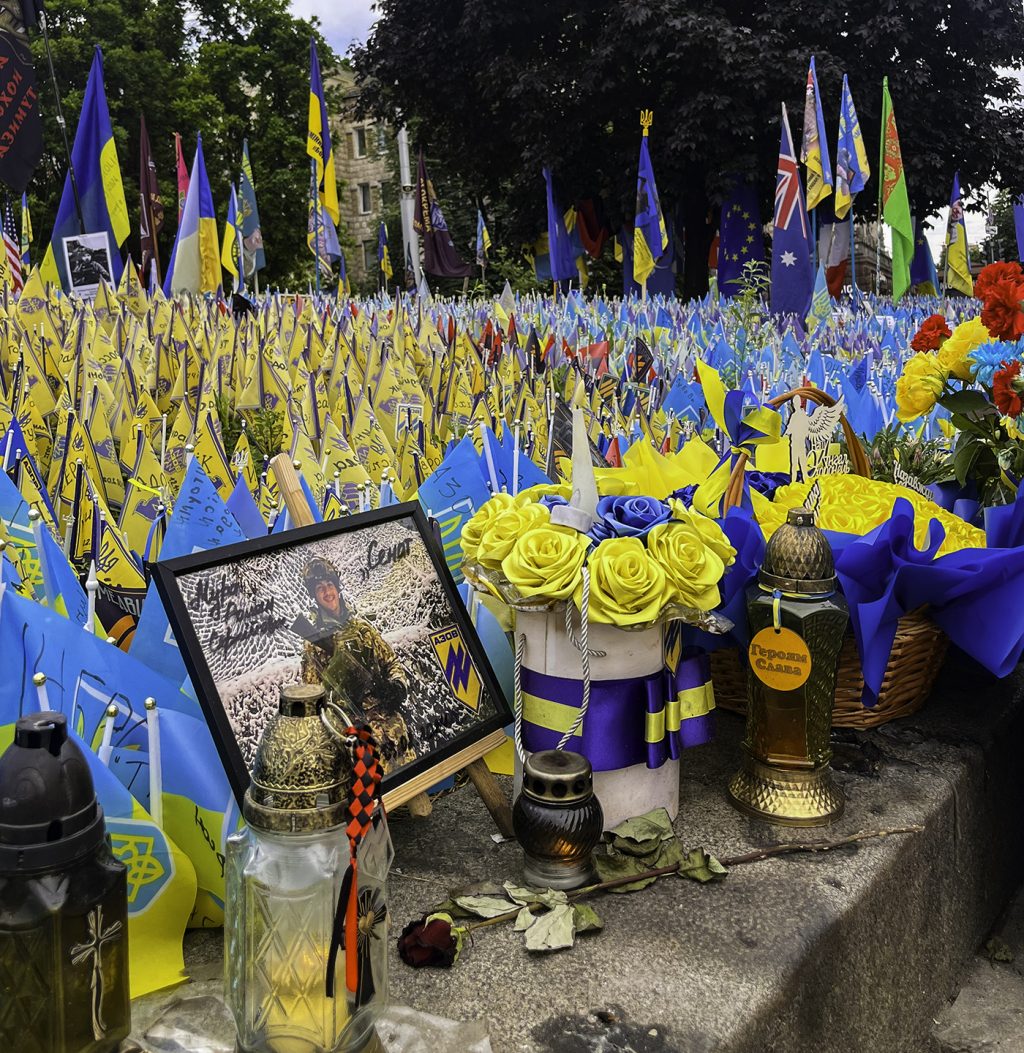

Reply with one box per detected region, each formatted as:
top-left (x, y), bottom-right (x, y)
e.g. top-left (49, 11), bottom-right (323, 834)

top-left (937, 317), bottom-right (989, 381)
top-left (669, 502), bottom-right (737, 570)
top-left (477, 502), bottom-right (551, 568)
top-left (501, 524), bottom-right (590, 600)
top-left (579, 536), bottom-right (672, 625)
top-left (461, 493), bottom-right (517, 563)
top-left (517, 483), bottom-right (572, 503)
top-left (646, 521), bottom-right (725, 611)
top-left (764, 476), bottom-right (985, 556)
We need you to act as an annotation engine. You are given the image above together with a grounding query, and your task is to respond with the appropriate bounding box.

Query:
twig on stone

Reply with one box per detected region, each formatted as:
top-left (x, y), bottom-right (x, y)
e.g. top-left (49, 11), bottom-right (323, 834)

top-left (719, 825), bottom-right (925, 868)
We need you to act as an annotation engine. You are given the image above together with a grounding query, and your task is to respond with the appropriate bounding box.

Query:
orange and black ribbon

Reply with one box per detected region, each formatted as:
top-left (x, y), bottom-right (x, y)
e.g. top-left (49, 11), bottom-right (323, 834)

top-left (325, 725), bottom-right (383, 1001)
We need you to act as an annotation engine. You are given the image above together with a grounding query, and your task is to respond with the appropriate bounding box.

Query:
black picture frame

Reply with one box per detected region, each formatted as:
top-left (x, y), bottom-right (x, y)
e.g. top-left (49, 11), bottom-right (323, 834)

top-left (152, 501), bottom-right (512, 805)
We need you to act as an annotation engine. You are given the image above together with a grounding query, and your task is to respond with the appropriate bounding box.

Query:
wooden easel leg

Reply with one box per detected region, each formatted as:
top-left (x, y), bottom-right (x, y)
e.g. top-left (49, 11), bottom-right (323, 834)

top-left (465, 757), bottom-right (515, 838)
top-left (406, 791), bottom-right (433, 818)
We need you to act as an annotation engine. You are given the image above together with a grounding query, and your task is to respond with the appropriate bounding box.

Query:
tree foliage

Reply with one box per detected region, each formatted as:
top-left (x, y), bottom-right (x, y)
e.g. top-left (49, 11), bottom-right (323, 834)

top-left (26, 0), bottom-right (340, 287)
top-left (353, 0), bottom-right (1024, 297)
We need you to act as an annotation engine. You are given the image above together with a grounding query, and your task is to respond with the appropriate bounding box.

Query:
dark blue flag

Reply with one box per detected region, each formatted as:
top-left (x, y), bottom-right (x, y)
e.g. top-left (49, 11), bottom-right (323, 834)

top-left (718, 182), bottom-right (765, 297)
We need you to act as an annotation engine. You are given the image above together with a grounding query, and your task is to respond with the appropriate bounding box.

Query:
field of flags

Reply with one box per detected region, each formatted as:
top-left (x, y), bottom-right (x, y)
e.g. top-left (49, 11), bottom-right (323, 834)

top-left (1, 4), bottom-right (1021, 1004)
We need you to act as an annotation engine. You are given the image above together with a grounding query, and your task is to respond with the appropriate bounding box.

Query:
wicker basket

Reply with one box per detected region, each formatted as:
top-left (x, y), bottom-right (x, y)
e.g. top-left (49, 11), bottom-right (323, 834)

top-left (715, 388), bottom-right (948, 728)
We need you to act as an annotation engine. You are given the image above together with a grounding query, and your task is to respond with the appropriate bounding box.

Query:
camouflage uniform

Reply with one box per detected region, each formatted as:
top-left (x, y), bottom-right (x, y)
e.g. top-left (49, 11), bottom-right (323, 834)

top-left (301, 608), bottom-right (415, 772)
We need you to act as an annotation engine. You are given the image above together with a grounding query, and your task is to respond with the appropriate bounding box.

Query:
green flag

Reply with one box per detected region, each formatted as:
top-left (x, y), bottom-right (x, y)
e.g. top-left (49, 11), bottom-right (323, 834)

top-left (879, 77), bottom-right (913, 302)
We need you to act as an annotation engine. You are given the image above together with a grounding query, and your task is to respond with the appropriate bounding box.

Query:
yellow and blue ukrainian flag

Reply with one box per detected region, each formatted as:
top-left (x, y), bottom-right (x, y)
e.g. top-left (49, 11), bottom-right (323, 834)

top-left (221, 181), bottom-right (242, 288)
top-left (307, 39), bottom-right (339, 225)
top-left (378, 221), bottom-right (393, 282)
top-left (800, 56), bottom-right (833, 211)
top-left (19, 191), bottom-right (31, 268)
top-left (163, 134), bottom-right (221, 295)
top-left (944, 171), bottom-right (974, 297)
top-left (40, 46), bottom-right (129, 290)
top-left (833, 74), bottom-right (870, 220)
top-left (632, 112), bottom-right (668, 288)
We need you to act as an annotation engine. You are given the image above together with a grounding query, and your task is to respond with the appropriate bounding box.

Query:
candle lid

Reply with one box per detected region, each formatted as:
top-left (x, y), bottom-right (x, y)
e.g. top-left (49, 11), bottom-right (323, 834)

top-left (0, 712), bottom-right (105, 872)
top-left (522, 749), bottom-right (593, 805)
top-left (245, 683), bottom-right (352, 832)
top-left (758, 506), bottom-right (836, 595)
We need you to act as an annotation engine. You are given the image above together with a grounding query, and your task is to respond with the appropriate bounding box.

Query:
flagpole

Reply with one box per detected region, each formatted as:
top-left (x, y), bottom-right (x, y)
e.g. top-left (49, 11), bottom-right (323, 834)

top-left (875, 79), bottom-right (885, 296)
top-left (37, 9), bottom-right (85, 234)
top-left (310, 158), bottom-right (322, 296)
top-left (849, 209), bottom-right (858, 302)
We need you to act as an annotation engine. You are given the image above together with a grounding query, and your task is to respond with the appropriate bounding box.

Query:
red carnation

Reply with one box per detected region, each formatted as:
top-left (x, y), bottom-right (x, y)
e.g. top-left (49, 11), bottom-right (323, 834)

top-left (992, 361), bottom-right (1024, 418)
top-left (910, 314), bottom-right (952, 353)
top-left (980, 279), bottom-right (1024, 341)
top-left (975, 261), bottom-right (1024, 303)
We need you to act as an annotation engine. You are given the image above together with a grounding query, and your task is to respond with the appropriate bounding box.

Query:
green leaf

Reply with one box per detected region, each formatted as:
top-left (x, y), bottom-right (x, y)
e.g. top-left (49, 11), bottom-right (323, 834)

top-left (523, 903), bottom-right (576, 952)
top-left (452, 894), bottom-right (516, 919)
top-left (593, 847), bottom-right (663, 892)
top-left (513, 906), bottom-right (536, 932)
top-left (502, 882), bottom-right (569, 908)
top-left (604, 807), bottom-right (676, 858)
top-left (678, 848), bottom-right (729, 883)
top-left (572, 903), bottom-right (604, 933)
top-left (939, 390), bottom-right (992, 415)
top-left (953, 438), bottom-right (984, 486)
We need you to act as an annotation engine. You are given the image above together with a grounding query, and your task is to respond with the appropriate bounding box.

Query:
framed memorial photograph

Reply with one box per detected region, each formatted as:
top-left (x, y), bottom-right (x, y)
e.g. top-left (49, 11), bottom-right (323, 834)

top-left (152, 502), bottom-right (511, 805)
top-left (61, 232), bottom-right (114, 299)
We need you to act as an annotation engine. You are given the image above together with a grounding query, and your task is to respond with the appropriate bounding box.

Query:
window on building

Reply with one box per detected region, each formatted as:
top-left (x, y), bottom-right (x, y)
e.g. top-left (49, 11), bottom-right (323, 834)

top-left (362, 240), bottom-right (377, 273)
top-left (354, 127), bottom-right (367, 158)
top-left (358, 183), bottom-right (372, 214)
top-left (375, 125), bottom-right (387, 153)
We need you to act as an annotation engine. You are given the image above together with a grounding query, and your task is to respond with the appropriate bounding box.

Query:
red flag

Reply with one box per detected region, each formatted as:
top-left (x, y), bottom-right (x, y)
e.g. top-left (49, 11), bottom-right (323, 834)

top-left (174, 132), bottom-right (189, 224)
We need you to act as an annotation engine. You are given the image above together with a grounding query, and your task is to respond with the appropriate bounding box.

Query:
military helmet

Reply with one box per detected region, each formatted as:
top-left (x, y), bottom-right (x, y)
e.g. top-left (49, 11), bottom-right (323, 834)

top-left (303, 555), bottom-right (341, 598)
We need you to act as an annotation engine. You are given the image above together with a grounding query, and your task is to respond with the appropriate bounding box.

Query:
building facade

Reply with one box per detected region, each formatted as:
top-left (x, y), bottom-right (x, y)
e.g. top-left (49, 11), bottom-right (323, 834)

top-left (331, 67), bottom-right (392, 286)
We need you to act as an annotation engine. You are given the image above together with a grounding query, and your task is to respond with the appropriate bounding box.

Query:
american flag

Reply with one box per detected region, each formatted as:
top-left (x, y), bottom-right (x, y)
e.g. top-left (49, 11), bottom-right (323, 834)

top-left (2, 198), bottom-right (22, 294)
top-left (774, 106), bottom-right (808, 238)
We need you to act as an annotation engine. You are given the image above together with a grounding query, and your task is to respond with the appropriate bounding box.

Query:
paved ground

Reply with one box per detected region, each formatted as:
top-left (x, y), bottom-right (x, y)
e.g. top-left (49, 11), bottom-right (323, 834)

top-left (127, 652), bottom-right (1024, 1053)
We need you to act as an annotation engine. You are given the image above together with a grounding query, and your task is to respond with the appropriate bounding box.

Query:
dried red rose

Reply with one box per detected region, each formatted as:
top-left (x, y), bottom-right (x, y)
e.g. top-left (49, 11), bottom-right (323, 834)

top-left (910, 314), bottom-right (952, 353)
top-left (397, 914), bottom-right (462, 968)
top-left (993, 361), bottom-right (1024, 418)
top-left (980, 280), bottom-right (1024, 341)
top-left (975, 261), bottom-right (1024, 303)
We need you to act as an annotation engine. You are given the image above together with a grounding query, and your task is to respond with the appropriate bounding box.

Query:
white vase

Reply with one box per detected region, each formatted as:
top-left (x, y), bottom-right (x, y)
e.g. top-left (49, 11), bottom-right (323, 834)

top-left (512, 609), bottom-right (680, 830)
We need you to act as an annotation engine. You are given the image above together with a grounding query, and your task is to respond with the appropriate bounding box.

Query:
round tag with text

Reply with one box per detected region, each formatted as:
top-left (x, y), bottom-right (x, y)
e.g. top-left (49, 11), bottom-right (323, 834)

top-left (748, 626), bottom-right (812, 691)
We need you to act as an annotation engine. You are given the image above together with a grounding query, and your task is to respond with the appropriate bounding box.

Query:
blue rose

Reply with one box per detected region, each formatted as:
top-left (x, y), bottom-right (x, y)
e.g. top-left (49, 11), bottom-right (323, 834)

top-left (746, 471), bottom-right (791, 499)
top-left (589, 495), bottom-right (671, 543)
top-left (668, 484), bottom-right (699, 508)
top-left (539, 494), bottom-right (569, 511)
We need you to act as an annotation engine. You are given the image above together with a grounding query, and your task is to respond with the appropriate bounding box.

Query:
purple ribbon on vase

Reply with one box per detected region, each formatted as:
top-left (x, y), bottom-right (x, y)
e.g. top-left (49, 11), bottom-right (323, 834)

top-left (519, 652), bottom-right (715, 772)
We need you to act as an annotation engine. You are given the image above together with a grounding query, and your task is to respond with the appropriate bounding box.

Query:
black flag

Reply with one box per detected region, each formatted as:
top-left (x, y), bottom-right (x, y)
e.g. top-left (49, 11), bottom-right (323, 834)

top-left (0, 13), bottom-right (42, 193)
top-left (413, 147), bottom-right (473, 279)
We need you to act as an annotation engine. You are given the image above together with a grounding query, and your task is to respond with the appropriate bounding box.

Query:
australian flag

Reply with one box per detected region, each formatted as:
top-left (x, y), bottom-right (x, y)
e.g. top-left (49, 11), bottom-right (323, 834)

top-left (770, 104), bottom-right (814, 318)
top-left (718, 182), bottom-right (765, 297)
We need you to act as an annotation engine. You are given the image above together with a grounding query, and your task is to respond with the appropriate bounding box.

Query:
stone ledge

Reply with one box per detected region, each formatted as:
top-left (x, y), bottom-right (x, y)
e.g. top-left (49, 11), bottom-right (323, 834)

top-left (383, 652), bottom-right (1024, 1053)
top-left (158, 652), bottom-right (1024, 1053)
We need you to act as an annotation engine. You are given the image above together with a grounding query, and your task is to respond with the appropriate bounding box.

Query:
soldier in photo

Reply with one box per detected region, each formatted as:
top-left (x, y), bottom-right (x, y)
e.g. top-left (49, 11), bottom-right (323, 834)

top-left (296, 555), bottom-right (415, 771)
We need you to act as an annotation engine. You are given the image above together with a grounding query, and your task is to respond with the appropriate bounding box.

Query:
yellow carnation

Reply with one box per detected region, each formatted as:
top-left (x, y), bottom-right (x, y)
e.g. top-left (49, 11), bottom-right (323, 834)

top-left (579, 537), bottom-right (672, 625)
top-left (477, 502), bottom-right (551, 568)
top-left (937, 317), bottom-right (990, 381)
top-left (646, 521), bottom-right (725, 611)
top-left (460, 493), bottom-right (516, 563)
top-left (895, 353), bottom-right (948, 422)
top-left (501, 525), bottom-right (590, 600)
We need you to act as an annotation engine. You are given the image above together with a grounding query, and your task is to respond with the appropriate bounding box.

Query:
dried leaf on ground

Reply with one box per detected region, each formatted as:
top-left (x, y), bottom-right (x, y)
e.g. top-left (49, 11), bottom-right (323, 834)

top-left (523, 903), bottom-right (576, 952)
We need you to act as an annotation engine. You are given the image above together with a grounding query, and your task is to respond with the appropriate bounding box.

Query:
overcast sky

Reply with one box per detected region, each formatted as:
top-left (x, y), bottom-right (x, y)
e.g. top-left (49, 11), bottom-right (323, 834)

top-left (292, 0), bottom-right (995, 264)
top-left (290, 0), bottom-right (376, 54)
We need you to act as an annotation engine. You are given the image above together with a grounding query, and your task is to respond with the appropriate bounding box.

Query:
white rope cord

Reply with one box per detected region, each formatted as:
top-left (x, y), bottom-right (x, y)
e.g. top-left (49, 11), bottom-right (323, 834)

top-left (513, 630), bottom-right (527, 763)
top-left (558, 565), bottom-right (592, 749)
